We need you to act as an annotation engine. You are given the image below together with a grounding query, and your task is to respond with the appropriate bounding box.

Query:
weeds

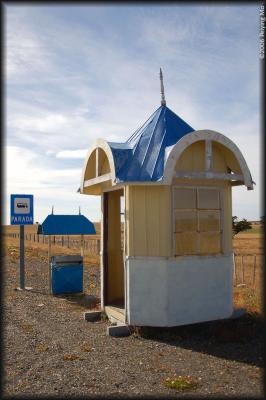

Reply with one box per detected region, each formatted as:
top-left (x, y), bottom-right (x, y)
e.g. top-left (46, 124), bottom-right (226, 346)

top-left (80, 345), bottom-right (92, 352)
top-left (63, 354), bottom-right (80, 361)
top-left (20, 324), bottom-right (34, 333)
top-left (101, 311), bottom-right (108, 321)
top-left (163, 375), bottom-right (199, 391)
top-left (36, 344), bottom-right (49, 352)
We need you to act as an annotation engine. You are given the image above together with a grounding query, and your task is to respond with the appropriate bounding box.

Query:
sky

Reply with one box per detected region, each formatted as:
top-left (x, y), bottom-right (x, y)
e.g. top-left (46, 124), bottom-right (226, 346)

top-left (4, 3), bottom-right (263, 224)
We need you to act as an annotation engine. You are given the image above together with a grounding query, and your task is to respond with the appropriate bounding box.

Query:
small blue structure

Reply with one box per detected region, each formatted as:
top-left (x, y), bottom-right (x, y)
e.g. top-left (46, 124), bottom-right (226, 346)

top-left (37, 214), bottom-right (96, 235)
top-left (38, 213), bottom-right (96, 295)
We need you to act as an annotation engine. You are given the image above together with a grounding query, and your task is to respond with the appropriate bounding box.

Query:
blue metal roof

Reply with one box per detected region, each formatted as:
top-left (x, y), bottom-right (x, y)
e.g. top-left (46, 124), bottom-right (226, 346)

top-left (108, 105), bottom-right (194, 182)
top-left (37, 215), bottom-right (96, 235)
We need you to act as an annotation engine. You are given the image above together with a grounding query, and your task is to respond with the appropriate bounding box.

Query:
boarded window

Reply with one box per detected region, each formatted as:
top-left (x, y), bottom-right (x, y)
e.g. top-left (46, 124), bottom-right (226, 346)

top-left (175, 232), bottom-right (198, 255)
top-left (173, 187), bottom-right (222, 256)
top-left (199, 232), bottom-right (221, 254)
top-left (175, 210), bottom-right (197, 232)
top-left (198, 210), bottom-right (220, 231)
top-left (173, 188), bottom-right (196, 209)
top-left (198, 188), bottom-right (220, 209)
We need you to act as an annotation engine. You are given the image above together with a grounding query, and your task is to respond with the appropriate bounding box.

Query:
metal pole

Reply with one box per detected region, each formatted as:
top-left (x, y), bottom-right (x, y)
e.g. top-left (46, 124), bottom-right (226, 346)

top-left (48, 235), bottom-right (52, 294)
top-left (19, 225), bottom-right (25, 289)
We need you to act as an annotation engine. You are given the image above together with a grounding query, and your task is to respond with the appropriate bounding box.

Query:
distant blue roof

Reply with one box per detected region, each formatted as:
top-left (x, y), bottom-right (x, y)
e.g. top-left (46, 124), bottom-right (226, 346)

top-left (108, 105), bottom-right (194, 182)
top-left (38, 215), bottom-right (96, 235)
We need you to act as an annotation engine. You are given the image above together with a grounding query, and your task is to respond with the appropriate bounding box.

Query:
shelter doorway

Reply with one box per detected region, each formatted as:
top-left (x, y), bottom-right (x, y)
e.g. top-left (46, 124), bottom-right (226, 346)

top-left (103, 188), bottom-right (125, 312)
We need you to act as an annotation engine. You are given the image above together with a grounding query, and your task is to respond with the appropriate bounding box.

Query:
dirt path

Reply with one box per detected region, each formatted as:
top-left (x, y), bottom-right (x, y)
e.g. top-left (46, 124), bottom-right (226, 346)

top-left (2, 253), bottom-right (263, 397)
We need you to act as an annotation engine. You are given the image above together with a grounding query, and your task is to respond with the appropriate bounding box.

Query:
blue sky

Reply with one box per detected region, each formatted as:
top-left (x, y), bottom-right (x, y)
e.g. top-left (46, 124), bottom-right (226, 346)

top-left (4, 4), bottom-right (262, 224)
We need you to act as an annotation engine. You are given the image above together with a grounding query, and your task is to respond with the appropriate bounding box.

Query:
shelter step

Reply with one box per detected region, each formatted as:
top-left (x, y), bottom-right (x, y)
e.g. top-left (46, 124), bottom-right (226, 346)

top-left (107, 324), bottom-right (130, 337)
top-left (105, 306), bottom-right (125, 324)
top-left (84, 310), bottom-right (102, 322)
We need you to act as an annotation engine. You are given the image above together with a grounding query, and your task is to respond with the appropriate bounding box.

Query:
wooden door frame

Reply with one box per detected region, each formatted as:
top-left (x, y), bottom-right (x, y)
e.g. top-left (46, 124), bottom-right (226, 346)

top-left (102, 188), bottom-right (125, 307)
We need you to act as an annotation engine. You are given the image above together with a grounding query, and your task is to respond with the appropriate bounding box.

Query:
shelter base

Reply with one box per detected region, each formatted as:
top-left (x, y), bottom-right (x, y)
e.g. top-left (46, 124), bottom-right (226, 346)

top-left (125, 254), bottom-right (233, 327)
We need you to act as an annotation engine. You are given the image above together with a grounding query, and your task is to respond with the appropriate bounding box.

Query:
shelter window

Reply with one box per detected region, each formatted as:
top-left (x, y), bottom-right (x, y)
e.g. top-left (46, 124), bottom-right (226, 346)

top-left (173, 187), bottom-right (222, 256)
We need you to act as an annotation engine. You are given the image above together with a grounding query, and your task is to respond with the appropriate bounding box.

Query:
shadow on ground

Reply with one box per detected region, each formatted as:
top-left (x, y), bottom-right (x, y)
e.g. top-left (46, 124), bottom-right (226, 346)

top-left (54, 292), bottom-right (101, 310)
top-left (131, 312), bottom-right (264, 368)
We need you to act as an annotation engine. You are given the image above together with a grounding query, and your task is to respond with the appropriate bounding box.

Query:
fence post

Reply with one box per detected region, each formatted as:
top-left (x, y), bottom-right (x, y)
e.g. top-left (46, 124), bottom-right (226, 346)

top-left (81, 235), bottom-right (84, 257)
top-left (97, 239), bottom-right (100, 255)
top-left (62, 236), bottom-right (64, 247)
top-left (67, 235), bottom-right (70, 248)
top-left (233, 253), bottom-right (236, 285)
top-left (241, 255), bottom-right (244, 284)
top-left (253, 255), bottom-right (257, 287)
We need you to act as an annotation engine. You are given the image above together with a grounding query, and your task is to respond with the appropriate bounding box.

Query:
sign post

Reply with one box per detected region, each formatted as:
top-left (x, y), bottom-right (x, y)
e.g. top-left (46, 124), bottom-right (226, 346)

top-left (11, 194), bottom-right (34, 290)
top-left (19, 225), bottom-right (25, 289)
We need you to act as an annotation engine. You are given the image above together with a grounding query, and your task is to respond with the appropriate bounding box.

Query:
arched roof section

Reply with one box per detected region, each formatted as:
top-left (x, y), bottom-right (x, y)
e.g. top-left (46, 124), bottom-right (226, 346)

top-left (163, 130), bottom-right (254, 189)
top-left (80, 139), bottom-right (116, 193)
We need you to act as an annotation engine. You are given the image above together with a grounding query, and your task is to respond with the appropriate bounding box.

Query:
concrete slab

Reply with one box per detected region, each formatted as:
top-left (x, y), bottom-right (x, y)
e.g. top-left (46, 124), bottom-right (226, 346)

top-left (107, 324), bottom-right (131, 337)
top-left (84, 311), bottom-right (102, 322)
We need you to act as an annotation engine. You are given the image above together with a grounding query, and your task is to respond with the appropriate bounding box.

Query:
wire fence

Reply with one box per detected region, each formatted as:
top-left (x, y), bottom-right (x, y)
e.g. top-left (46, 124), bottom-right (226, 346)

top-left (233, 253), bottom-right (263, 288)
top-left (5, 233), bottom-right (263, 288)
top-left (5, 233), bottom-right (100, 255)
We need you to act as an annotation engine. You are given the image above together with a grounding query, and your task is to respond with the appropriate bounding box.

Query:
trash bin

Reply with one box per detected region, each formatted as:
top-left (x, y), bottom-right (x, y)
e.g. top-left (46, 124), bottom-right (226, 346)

top-left (51, 255), bottom-right (83, 295)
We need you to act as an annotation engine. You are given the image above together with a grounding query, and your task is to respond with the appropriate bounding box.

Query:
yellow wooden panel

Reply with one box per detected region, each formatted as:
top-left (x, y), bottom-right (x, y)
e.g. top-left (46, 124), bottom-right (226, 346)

top-left (213, 142), bottom-right (242, 174)
top-left (132, 186), bottom-right (147, 256)
top-left (175, 141), bottom-right (205, 172)
top-left (212, 144), bottom-right (227, 173)
top-left (127, 185), bottom-right (171, 257)
top-left (98, 148), bottom-right (111, 175)
top-left (199, 210), bottom-right (220, 231)
top-left (199, 232), bottom-right (221, 254)
top-left (158, 186), bottom-right (172, 257)
top-left (84, 150), bottom-right (96, 180)
top-left (173, 187), bottom-right (196, 209)
top-left (222, 183), bottom-right (232, 253)
top-left (146, 187), bottom-right (160, 256)
top-left (175, 232), bottom-right (198, 255)
top-left (175, 210), bottom-right (197, 232)
top-left (198, 188), bottom-right (220, 209)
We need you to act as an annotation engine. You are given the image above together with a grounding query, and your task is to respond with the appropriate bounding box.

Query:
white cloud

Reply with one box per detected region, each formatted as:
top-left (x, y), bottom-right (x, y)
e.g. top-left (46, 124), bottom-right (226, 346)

top-left (56, 149), bottom-right (87, 159)
top-left (4, 145), bottom-right (81, 194)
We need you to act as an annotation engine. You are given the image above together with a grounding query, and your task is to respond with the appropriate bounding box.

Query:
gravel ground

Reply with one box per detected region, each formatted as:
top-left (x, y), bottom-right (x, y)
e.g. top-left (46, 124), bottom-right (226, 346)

top-left (2, 252), bottom-right (264, 398)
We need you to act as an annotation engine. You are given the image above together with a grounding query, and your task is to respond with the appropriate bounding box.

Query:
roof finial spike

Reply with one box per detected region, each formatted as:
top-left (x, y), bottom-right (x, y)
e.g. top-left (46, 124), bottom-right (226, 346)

top-left (51, 206), bottom-right (54, 215)
top-left (160, 68), bottom-right (166, 106)
top-left (78, 206), bottom-right (81, 215)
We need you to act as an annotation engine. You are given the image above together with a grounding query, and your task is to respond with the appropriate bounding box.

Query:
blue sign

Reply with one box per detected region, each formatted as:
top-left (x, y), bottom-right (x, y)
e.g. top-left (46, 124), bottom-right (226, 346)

top-left (11, 194), bottom-right (34, 225)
